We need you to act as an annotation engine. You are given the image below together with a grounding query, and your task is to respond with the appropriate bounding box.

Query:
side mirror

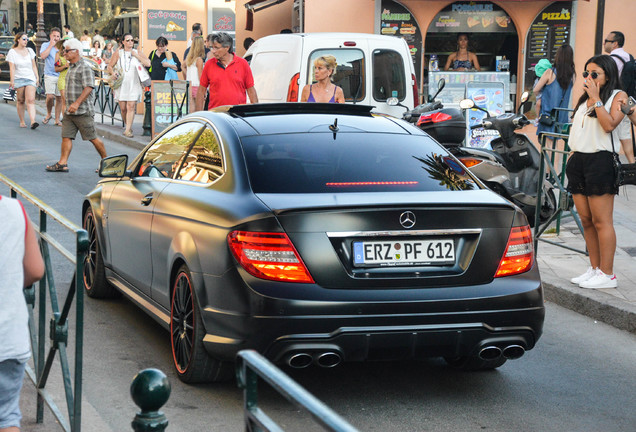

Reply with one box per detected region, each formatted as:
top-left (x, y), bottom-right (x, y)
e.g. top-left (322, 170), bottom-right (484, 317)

top-left (429, 78), bottom-right (446, 102)
top-left (386, 97), bottom-right (399, 106)
top-left (520, 91), bottom-right (529, 104)
top-left (459, 98), bottom-right (475, 110)
top-left (99, 154), bottom-right (128, 178)
top-left (518, 91), bottom-right (531, 114)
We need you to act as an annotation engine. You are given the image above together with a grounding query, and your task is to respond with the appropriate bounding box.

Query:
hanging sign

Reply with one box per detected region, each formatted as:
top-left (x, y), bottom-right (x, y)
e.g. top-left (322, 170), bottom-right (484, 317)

top-left (428, 2), bottom-right (515, 34)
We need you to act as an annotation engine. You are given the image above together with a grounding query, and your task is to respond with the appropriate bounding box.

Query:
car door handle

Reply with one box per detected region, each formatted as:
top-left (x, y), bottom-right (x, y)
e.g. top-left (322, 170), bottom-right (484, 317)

top-left (141, 193), bottom-right (154, 206)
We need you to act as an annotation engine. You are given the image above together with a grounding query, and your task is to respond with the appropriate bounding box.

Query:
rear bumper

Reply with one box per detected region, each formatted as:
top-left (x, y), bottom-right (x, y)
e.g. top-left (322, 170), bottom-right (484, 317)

top-left (198, 268), bottom-right (544, 364)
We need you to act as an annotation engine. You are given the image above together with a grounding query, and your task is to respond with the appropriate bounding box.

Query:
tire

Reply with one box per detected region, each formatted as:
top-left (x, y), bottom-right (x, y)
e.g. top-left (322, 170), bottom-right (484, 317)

top-left (444, 355), bottom-right (507, 371)
top-left (83, 208), bottom-right (120, 299)
top-left (170, 264), bottom-right (233, 383)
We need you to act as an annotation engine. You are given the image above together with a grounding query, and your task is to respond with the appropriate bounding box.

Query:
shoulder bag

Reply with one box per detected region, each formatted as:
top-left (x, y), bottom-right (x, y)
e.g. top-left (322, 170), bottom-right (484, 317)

top-left (538, 76), bottom-right (567, 127)
top-left (610, 132), bottom-right (636, 187)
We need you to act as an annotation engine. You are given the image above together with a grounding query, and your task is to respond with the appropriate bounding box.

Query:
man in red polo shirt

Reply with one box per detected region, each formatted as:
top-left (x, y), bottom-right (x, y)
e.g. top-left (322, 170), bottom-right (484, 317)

top-left (195, 32), bottom-right (258, 110)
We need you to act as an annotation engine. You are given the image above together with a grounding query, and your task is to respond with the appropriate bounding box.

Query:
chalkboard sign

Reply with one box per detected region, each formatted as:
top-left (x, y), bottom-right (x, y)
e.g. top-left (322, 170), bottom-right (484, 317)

top-left (150, 80), bottom-right (189, 138)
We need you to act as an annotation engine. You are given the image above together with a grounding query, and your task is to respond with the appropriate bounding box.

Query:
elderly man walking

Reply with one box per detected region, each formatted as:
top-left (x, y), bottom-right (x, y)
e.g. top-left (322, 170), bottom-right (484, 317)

top-left (45, 38), bottom-right (106, 172)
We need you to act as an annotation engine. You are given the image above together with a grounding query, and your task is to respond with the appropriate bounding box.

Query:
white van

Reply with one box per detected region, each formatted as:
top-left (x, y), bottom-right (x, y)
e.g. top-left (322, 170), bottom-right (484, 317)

top-left (244, 32), bottom-right (418, 117)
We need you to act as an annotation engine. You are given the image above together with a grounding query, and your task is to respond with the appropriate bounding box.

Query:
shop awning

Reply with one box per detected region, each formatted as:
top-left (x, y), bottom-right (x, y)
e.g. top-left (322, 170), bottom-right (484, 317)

top-left (245, 0), bottom-right (288, 31)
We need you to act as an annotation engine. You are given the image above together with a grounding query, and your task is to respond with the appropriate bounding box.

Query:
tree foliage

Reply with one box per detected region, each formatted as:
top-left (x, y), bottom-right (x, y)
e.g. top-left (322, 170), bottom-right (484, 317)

top-left (65, 0), bottom-right (122, 34)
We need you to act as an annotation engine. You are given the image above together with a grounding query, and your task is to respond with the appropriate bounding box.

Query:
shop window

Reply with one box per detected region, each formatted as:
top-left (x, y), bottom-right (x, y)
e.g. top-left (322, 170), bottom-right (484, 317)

top-left (308, 49), bottom-right (365, 102)
top-left (372, 49), bottom-right (406, 102)
top-left (176, 127), bottom-right (225, 184)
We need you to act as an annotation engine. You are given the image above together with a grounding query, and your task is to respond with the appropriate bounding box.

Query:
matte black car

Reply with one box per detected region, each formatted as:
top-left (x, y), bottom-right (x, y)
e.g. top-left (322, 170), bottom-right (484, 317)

top-left (0, 36), bottom-right (14, 80)
top-left (83, 103), bottom-right (544, 383)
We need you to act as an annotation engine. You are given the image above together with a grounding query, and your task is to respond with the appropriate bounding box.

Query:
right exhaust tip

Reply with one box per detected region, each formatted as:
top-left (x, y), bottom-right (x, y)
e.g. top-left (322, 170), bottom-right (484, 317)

top-left (315, 352), bottom-right (342, 368)
top-left (502, 345), bottom-right (525, 360)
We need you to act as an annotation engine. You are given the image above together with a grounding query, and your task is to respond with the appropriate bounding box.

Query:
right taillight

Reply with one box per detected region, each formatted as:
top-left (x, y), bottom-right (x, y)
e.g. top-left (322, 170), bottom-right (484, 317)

top-left (286, 72), bottom-right (300, 102)
top-left (494, 225), bottom-right (534, 277)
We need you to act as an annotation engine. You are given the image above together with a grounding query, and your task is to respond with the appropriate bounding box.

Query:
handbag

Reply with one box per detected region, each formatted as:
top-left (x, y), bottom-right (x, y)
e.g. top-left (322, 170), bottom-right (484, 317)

top-left (610, 133), bottom-right (636, 187)
top-left (135, 63), bottom-right (152, 88)
top-left (538, 113), bottom-right (554, 126)
top-left (109, 63), bottom-right (124, 90)
top-left (3, 87), bottom-right (16, 102)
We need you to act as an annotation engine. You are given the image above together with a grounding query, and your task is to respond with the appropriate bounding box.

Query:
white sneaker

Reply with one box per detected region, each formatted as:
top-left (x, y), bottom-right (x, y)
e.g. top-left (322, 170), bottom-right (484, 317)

top-left (570, 267), bottom-right (596, 284)
top-left (579, 270), bottom-right (618, 289)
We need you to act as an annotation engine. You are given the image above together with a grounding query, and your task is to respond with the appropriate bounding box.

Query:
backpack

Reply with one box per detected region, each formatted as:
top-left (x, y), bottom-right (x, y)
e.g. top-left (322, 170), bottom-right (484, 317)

top-left (611, 53), bottom-right (636, 98)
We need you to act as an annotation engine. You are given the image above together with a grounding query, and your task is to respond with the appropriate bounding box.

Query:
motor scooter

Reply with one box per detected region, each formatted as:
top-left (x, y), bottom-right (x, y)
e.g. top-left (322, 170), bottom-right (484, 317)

top-left (458, 97), bottom-right (557, 226)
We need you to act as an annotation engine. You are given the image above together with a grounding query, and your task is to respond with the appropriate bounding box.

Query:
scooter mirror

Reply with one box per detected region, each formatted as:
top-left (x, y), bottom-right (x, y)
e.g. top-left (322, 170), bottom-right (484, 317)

top-left (459, 98), bottom-right (475, 110)
top-left (429, 78), bottom-right (446, 102)
top-left (386, 97), bottom-right (399, 106)
top-left (520, 91), bottom-right (529, 103)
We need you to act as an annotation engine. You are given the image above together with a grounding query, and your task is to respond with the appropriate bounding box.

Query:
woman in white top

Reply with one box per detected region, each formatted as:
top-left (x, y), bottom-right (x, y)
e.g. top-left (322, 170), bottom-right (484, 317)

top-left (88, 40), bottom-right (103, 68)
top-left (106, 33), bottom-right (151, 138)
top-left (566, 54), bottom-right (627, 289)
top-left (7, 32), bottom-right (39, 129)
top-left (182, 36), bottom-right (205, 112)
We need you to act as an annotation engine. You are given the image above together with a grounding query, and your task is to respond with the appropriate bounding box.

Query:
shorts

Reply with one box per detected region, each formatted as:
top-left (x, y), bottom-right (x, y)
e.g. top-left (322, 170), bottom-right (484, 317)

top-left (13, 78), bottom-right (36, 89)
top-left (0, 359), bottom-right (26, 429)
top-left (616, 115), bottom-right (632, 140)
top-left (566, 151), bottom-right (618, 196)
top-left (62, 113), bottom-right (98, 141)
top-left (44, 75), bottom-right (61, 97)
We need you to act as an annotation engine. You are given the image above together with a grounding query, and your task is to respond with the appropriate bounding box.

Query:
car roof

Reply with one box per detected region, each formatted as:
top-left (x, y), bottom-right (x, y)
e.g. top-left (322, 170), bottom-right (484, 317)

top-left (197, 103), bottom-right (422, 137)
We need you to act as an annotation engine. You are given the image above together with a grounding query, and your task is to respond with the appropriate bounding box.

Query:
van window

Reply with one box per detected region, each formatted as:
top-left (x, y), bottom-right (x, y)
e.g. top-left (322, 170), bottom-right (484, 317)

top-left (373, 49), bottom-right (406, 102)
top-left (308, 49), bottom-right (365, 102)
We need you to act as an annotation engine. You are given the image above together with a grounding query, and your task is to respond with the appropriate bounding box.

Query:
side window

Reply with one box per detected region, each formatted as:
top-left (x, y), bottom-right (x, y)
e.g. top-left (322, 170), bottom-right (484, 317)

top-left (308, 49), bottom-right (365, 102)
top-left (137, 122), bottom-right (203, 179)
top-left (176, 126), bottom-right (224, 184)
top-left (372, 49), bottom-right (406, 102)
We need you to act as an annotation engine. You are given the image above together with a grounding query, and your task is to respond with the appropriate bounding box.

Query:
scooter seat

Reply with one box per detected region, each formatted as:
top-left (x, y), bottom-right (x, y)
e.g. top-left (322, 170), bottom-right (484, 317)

top-left (510, 193), bottom-right (536, 206)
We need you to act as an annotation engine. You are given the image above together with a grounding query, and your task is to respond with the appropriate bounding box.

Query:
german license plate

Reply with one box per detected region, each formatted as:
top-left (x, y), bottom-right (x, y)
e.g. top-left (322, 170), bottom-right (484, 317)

top-left (353, 239), bottom-right (455, 267)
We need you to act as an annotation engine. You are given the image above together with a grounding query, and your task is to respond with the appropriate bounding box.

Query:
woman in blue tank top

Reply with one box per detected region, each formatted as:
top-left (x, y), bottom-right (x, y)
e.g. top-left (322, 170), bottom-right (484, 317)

top-left (301, 55), bottom-right (345, 103)
top-left (444, 33), bottom-right (481, 72)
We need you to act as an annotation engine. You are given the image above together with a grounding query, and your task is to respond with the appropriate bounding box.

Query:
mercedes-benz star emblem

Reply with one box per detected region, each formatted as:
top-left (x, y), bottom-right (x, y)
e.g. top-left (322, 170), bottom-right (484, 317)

top-left (399, 211), bottom-right (416, 229)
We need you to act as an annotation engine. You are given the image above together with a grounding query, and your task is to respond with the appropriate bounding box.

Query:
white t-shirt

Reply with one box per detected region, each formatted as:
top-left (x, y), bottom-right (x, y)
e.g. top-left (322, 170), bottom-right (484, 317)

top-left (7, 47), bottom-right (37, 81)
top-left (569, 90), bottom-right (622, 153)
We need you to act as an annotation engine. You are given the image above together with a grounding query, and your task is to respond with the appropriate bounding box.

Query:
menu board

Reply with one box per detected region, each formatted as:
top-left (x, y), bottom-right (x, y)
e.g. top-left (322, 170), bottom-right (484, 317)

top-left (380, 0), bottom-right (422, 87)
top-left (151, 80), bottom-right (189, 138)
top-left (524, 2), bottom-right (572, 92)
top-left (428, 2), bottom-right (515, 34)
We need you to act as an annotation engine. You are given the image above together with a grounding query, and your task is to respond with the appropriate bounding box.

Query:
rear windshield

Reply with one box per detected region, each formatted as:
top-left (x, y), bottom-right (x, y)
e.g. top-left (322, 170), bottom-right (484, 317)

top-left (242, 133), bottom-right (479, 193)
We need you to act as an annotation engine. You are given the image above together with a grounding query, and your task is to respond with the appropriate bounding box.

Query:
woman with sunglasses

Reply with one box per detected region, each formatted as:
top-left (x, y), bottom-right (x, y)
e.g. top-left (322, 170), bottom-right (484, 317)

top-left (567, 55), bottom-right (627, 289)
top-left (7, 32), bottom-right (40, 129)
top-left (533, 44), bottom-right (575, 137)
top-left (106, 33), bottom-right (150, 138)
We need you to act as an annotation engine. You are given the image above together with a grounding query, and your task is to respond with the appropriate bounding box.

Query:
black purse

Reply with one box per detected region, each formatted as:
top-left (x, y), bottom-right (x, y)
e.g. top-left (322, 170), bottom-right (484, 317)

top-left (610, 133), bottom-right (636, 187)
top-left (538, 113), bottom-right (554, 126)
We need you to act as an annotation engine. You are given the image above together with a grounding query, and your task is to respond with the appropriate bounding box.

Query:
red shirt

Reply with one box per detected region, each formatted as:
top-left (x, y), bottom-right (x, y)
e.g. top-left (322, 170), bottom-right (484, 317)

top-left (200, 55), bottom-right (255, 109)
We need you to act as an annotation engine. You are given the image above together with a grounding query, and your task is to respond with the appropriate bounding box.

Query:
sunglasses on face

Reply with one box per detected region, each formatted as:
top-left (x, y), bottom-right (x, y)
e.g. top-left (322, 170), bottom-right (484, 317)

top-left (582, 71), bottom-right (603, 79)
top-left (64, 49), bottom-right (77, 53)
top-left (124, 39), bottom-right (133, 42)
top-left (20, 37), bottom-right (27, 40)
top-left (604, 39), bottom-right (615, 44)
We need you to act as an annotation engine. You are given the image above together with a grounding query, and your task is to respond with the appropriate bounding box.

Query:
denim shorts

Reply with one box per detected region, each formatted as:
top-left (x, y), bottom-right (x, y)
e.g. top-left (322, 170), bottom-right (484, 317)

top-left (13, 78), bottom-right (36, 89)
top-left (566, 151), bottom-right (618, 196)
top-left (0, 359), bottom-right (26, 429)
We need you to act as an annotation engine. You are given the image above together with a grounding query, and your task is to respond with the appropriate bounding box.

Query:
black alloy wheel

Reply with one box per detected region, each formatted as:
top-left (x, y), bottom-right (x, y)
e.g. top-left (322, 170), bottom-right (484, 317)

top-left (170, 264), bottom-right (232, 383)
top-left (82, 208), bottom-right (119, 299)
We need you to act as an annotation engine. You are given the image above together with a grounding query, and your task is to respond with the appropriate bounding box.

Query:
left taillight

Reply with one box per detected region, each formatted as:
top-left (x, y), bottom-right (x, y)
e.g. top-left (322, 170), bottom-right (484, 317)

top-left (286, 72), bottom-right (300, 102)
top-left (227, 231), bottom-right (314, 283)
top-left (494, 224), bottom-right (534, 277)
top-left (412, 73), bottom-right (419, 106)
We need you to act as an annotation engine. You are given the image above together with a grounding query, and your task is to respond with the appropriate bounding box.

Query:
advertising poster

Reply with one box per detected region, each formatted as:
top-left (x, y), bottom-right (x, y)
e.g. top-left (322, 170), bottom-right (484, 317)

top-left (151, 81), bottom-right (189, 138)
top-left (466, 82), bottom-right (505, 148)
top-left (147, 10), bottom-right (187, 41)
top-left (428, 2), bottom-right (514, 34)
top-left (524, 2), bottom-right (572, 92)
top-left (211, 8), bottom-right (235, 32)
top-left (380, 0), bottom-right (422, 86)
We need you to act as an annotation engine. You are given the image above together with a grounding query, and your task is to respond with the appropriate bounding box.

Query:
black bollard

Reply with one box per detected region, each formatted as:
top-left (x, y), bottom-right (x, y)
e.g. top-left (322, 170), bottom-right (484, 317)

top-left (142, 87), bottom-right (152, 137)
top-left (130, 368), bottom-right (171, 432)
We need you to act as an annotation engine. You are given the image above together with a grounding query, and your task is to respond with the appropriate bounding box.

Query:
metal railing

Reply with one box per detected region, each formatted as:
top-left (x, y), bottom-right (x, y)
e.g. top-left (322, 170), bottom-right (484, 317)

top-left (534, 130), bottom-right (587, 255)
top-left (236, 350), bottom-right (358, 432)
top-left (0, 173), bottom-right (88, 432)
top-left (93, 74), bottom-right (124, 126)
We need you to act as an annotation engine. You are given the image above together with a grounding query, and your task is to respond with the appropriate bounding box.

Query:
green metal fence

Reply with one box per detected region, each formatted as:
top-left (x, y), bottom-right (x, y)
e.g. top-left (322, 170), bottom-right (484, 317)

top-left (236, 350), bottom-right (358, 432)
top-left (0, 173), bottom-right (88, 432)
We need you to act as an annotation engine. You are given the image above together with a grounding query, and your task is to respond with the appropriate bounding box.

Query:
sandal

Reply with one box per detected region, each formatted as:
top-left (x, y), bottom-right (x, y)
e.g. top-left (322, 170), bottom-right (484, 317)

top-left (45, 162), bottom-right (69, 173)
top-left (42, 116), bottom-right (51, 124)
top-left (31, 122), bottom-right (39, 130)
top-left (123, 130), bottom-right (134, 138)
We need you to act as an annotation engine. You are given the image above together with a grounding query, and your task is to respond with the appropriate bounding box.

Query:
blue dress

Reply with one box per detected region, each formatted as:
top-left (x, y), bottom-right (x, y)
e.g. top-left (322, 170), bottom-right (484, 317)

top-left (536, 68), bottom-right (573, 135)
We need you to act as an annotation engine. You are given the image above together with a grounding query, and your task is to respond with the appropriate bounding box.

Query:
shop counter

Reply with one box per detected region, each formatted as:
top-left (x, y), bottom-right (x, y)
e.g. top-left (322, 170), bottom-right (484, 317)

top-left (428, 71), bottom-right (512, 112)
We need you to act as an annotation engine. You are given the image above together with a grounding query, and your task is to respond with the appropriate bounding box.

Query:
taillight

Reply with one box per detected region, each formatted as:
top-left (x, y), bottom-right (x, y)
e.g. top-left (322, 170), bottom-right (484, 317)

top-left (412, 73), bottom-right (419, 106)
top-left (286, 72), bottom-right (300, 102)
top-left (495, 225), bottom-right (534, 277)
top-left (227, 231), bottom-right (314, 283)
top-left (417, 112), bottom-right (452, 126)
top-left (458, 157), bottom-right (483, 168)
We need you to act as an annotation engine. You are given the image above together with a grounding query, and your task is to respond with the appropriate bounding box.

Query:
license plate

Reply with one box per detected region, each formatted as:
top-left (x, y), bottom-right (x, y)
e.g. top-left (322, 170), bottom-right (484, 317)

top-left (353, 239), bottom-right (455, 267)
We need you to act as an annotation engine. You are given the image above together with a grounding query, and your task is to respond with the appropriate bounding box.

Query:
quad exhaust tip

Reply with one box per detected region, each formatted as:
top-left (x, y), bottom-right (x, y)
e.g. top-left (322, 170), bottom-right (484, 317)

top-left (286, 351), bottom-right (343, 369)
top-left (316, 352), bottom-right (342, 368)
top-left (479, 344), bottom-right (526, 361)
top-left (502, 345), bottom-right (525, 360)
top-left (287, 353), bottom-right (313, 369)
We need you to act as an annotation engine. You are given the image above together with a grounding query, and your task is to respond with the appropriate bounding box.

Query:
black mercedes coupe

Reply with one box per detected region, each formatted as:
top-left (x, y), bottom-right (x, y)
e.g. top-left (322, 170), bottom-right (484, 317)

top-left (83, 103), bottom-right (544, 383)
